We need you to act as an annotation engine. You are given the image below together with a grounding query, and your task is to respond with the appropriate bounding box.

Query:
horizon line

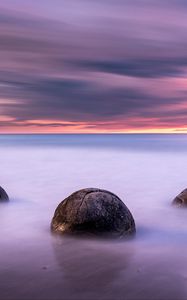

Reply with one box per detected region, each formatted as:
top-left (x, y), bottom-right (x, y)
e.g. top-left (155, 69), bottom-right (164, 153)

top-left (0, 132), bottom-right (187, 135)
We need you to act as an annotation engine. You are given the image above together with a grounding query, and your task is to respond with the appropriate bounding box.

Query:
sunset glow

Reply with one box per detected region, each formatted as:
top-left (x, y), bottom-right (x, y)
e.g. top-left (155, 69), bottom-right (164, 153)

top-left (1, 0), bottom-right (187, 133)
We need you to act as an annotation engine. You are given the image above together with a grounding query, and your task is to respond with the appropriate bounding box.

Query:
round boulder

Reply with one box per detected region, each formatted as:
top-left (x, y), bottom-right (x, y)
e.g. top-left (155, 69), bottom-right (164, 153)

top-left (0, 186), bottom-right (9, 201)
top-left (172, 188), bottom-right (187, 207)
top-left (51, 188), bottom-right (136, 238)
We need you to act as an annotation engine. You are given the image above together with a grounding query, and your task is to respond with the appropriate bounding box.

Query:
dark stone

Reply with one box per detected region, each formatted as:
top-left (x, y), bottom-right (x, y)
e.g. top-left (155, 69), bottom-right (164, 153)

top-left (0, 186), bottom-right (9, 201)
top-left (172, 188), bottom-right (187, 207)
top-left (51, 188), bottom-right (136, 238)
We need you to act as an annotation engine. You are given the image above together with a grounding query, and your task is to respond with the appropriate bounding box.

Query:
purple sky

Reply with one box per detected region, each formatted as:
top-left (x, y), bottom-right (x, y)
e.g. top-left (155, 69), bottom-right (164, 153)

top-left (1, 0), bottom-right (187, 133)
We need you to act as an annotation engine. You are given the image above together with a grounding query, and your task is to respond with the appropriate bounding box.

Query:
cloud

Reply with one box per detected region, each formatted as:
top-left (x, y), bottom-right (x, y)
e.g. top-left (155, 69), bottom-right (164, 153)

top-left (70, 58), bottom-right (187, 78)
top-left (0, 75), bottom-right (186, 125)
top-left (0, 120), bottom-right (82, 128)
top-left (0, 2), bottom-right (187, 132)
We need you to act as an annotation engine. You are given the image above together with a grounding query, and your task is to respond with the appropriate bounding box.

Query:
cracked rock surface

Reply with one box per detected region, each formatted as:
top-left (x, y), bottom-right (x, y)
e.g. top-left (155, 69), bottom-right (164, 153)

top-left (51, 188), bottom-right (136, 238)
top-left (172, 188), bottom-right (187, 207)
top-left (0, 186), bottom-right (9, 201)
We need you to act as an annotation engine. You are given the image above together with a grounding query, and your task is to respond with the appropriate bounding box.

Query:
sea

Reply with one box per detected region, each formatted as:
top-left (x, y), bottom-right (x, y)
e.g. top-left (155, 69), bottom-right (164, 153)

top-left (0, 134), bottom-right (187, 300)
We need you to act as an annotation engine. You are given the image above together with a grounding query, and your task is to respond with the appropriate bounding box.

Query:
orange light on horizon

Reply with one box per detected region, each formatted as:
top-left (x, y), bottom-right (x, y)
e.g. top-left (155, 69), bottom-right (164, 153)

top-left (0, 117), bottom-right (187, 134)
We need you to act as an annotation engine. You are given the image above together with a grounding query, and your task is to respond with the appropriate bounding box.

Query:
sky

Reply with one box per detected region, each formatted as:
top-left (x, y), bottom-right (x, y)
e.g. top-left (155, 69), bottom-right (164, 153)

top-left (1, 0), bottom-right (187, 133)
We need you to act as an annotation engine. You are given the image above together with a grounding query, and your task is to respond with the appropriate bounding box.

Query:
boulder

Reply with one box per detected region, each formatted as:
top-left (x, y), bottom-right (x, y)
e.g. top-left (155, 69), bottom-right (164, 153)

top-left (51, 188), bottom-right (136, 238)
top-left (172, 188), bottom-right (187, 207)
top-left (0, 186), bottom-right (9, 201)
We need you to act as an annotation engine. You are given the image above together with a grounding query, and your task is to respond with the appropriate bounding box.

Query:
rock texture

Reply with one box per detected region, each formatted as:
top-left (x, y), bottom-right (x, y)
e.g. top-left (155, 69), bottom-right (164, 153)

top-left (51, 188), bottom-right (136, 238)
top-left (172, 188), bottom-right (187, 207)
top-left (0, 186), bottom-right (9, 201)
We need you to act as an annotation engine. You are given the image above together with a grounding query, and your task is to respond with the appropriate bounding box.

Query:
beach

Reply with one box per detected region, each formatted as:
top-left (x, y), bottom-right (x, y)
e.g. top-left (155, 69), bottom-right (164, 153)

top-left (0, 134), bottom-right (187, 300)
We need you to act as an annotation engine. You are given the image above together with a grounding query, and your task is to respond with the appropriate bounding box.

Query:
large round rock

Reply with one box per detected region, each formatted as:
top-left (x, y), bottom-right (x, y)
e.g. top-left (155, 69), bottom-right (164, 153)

top-left (172, 188), bottom-right (187, 207)
top-left (0, 186), bottom-right (9, 201)
top-left (51, 188), bottom-right (136, 238)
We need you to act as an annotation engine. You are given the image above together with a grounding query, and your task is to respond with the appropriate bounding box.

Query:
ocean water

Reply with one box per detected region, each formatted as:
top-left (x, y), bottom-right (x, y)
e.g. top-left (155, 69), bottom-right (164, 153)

top-left (0, 134), bottom-right (187, 300)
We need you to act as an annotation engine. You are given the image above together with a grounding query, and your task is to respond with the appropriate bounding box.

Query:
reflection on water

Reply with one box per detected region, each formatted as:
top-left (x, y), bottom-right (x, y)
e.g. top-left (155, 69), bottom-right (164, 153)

top-left (52, 236), bottom-right (133, 299)
top-left (0, 134), bottom-right (187, 299)
top-left (50, 234), bottom-right (187, 300)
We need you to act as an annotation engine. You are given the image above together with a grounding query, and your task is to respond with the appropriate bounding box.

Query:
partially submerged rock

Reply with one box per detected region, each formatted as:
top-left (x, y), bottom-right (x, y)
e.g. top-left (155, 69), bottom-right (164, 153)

top-left (51, 188), bottom-right (136, 238)
top-left (172, 188), bottom-right (187, 207)
top-left (0, 186), bottom-right (9, 201)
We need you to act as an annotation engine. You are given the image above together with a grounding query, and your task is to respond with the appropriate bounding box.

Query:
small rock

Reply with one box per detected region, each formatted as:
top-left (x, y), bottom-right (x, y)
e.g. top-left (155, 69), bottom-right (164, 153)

top-left (0, 186), bottom-right (9, 201)
top-left (51, 188), bottom-right (136, 238)
top-left (172, 188), bottom-right (187, 207)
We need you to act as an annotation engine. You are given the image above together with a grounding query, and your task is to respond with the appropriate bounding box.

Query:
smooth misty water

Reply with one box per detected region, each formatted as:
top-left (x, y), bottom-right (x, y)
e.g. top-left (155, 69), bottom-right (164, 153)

top-left (1, 134), bottom-right (187, 300)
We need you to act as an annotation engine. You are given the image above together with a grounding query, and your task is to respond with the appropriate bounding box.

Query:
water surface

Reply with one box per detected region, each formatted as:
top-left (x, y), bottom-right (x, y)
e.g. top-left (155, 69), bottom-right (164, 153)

top-left (0, 134), bottom-right (187, 300)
